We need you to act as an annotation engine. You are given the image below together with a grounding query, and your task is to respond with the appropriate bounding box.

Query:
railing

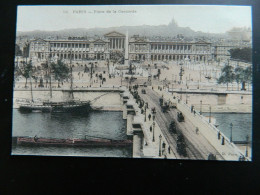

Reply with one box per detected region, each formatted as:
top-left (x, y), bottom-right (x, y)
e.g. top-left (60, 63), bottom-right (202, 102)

top-left (175, 96), bottom-right (250, 161)
top-left (161, 86), bottom-right (250, 160)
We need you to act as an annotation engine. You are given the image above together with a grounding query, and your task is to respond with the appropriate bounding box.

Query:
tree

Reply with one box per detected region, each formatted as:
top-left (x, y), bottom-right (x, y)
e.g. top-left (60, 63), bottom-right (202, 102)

top-left (234, 67), bottom-right (244, 90)
top-left (234, 66), bottom-right (252, 91)
top-left (229, 47), bottom-right (252, 63)
top-left (31, 72), bottom-right (38, 88)
top-left (244, 66), bottom-right (252, 90)
top-left (19, 60), bottom-right (33, 88)
top-left (50, 60), bottom-right (70, 88)
top-left (41, 62), bottom-right (49, 87)
top-left (217, 64), bottom-right (235, 90)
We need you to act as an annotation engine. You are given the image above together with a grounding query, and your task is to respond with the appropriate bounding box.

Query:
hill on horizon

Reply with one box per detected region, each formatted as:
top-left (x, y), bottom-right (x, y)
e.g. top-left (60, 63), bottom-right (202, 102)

top-left (16, 19), bottom-right (226, 39)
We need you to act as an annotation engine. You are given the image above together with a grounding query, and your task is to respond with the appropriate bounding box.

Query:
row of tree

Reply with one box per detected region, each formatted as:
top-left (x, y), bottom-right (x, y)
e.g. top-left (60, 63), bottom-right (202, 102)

top-left (229, 47), bottom-right (252, 63)
top-left (15, 59), bottom-right (70, 88)
top-left (217, 64), bottom-right (252, 90)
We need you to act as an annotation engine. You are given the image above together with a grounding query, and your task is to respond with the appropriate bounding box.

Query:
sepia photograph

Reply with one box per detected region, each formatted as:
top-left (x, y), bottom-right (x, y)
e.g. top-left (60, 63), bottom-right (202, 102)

top-left (12, 5), bottom-right (252, 161)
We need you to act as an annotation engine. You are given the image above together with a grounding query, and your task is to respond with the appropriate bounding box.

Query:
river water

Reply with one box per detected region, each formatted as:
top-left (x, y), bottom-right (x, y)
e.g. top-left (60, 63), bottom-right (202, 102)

top-left (203, 112), bottom-right (252, 142)
top-left (12, 109), bottom-right (252, 157)
top-left (12, 109), bottom-right (132, 157)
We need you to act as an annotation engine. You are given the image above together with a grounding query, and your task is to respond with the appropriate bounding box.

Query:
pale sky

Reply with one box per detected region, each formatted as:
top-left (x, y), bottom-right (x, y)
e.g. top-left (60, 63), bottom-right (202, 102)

top-left (16, 5), bottom-right (252, 33)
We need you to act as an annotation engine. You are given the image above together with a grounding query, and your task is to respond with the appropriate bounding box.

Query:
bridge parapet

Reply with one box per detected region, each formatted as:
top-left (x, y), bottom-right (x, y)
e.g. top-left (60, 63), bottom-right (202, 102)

top-left (156, 87), bottom-right (250, 161)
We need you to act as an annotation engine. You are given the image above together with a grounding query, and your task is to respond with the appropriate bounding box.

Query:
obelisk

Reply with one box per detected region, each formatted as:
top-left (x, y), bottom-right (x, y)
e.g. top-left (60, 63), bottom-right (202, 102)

top-left (124, 30), bottom-right (129, 67)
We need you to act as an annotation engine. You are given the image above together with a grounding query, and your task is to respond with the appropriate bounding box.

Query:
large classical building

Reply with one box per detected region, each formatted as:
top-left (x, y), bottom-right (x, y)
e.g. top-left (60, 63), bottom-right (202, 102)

top-left (128, 36), bottom-right (213, 62)
top-left (29, 38), bottom-right (110, 61)
top-left (26, 31), bottom-right (224, 63)
top-left (28, 31), bottom-right (126, 62)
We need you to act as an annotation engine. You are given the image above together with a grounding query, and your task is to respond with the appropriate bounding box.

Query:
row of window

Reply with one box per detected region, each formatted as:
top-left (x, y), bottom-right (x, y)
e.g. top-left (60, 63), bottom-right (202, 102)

top-left (133, 44), bottom-right (210, 51)
top-left (50, 43), bottom-right (91, 48)
top-left (150, 44), bottom-right (193, 50)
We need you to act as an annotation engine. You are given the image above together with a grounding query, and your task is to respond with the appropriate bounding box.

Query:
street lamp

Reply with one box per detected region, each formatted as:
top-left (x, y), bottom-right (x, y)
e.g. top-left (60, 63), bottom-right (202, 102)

top-left (200, 100), bottom-right (202, 115)
top-left (185, 93), bottom-right (189, 104)
top-left (144, 104), bottom-right (147, 122)
top-left (230, 123), bottom-right (233, 142)
top-left (159, 134), bottom-right (162, 156)
top-left (199, 66), bottom-right (201, 82)
top-left (172, 74), bottom-right (174, 94)
top-left (209, 106), bottom-right (211, 123)
top-left (152, 109), bottom-right (156, 121)
top-left (152, 122), bottom-right (155, 142)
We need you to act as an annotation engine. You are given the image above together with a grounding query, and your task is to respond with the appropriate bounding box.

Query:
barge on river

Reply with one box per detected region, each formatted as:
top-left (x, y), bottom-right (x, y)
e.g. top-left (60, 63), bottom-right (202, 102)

top-left (13, 136), bottom-right (133, 147)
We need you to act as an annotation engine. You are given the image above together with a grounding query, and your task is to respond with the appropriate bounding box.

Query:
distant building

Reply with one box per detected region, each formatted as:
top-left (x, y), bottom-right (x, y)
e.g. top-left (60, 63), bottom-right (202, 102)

top-left (28, 31), bottom-right (127, 62)
top-left (28, 38), bottom-right (110, 61)
top-left (129, 36), bottom-right (213, 62)
top-left (213, 39), bottom-right (251, 61)
top-left (26, 31), bottom-right (247, 64)
top-left (227, 27), bottom-right (252, 42)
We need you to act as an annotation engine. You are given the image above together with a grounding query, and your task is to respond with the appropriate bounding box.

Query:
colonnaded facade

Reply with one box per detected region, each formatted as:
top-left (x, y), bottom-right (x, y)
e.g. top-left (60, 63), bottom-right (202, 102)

top-left (28, 31), bottom-right (215, 63)
top-left (129, 36), bottom-right (212, 62)
top-left (28, 31), bottom-right (126, 62)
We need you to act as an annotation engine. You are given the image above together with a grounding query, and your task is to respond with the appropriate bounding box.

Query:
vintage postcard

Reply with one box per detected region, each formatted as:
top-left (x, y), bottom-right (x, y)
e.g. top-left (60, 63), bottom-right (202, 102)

top-left (12, 5), bottom-right (252, 161)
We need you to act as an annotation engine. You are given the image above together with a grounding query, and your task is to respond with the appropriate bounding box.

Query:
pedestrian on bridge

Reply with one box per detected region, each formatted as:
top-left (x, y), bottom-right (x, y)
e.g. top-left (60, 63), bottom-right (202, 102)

top-left (148, 114), bottom-right (151, 121)
top-left (195, 127), bottom-right (199, 134)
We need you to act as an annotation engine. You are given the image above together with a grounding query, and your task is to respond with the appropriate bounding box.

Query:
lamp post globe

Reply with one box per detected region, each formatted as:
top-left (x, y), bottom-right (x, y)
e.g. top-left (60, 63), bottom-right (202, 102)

top-left (200, 100), bottom-right (202, 115)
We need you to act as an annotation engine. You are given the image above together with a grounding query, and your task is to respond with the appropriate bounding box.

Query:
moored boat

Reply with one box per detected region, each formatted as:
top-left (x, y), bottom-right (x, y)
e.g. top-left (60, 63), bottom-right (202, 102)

top-left (14, 136), bottom-right (133, 147)
top-left (16, 55), bottom-right (92, 113)
top-left (17, 98), bottom-right (91, 113)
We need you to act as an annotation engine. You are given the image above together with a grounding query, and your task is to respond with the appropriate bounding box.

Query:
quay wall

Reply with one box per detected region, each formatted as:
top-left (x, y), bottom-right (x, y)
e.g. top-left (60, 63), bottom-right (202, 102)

top-left (167, 90), bottom-right (252, 113)
top-left (171, 92), bottom-right (252, 105)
